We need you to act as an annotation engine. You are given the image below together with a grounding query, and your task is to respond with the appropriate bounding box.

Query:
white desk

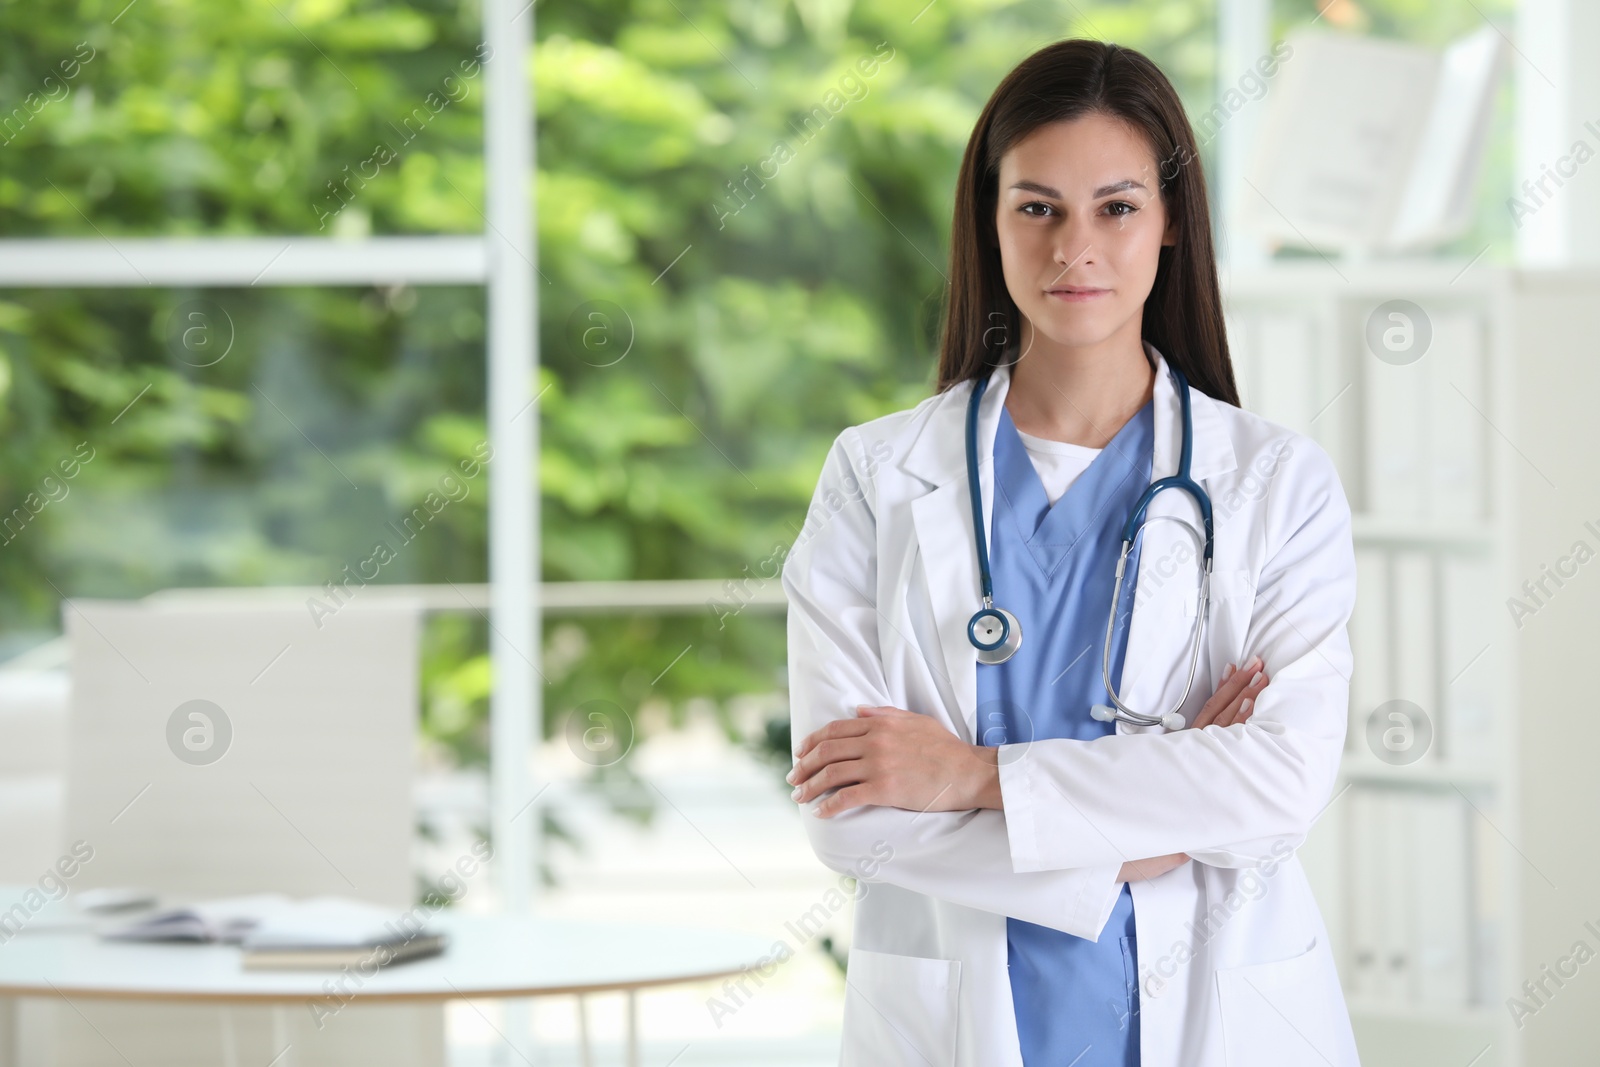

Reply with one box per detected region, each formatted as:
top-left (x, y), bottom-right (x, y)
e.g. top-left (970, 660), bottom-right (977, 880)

top-left (0, 908), bottom-right (773, 1067)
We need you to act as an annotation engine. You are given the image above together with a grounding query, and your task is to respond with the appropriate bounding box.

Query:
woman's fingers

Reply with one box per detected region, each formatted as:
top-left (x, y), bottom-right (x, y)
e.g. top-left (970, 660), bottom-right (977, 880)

top-left (787, 737), bottom-right (865, 787)
top-left (1211, 689), bottom-right (1257, 728)
top-left (1210, 666), bottom-right (1269, 728)
top-left (1190, 655), bottom-right (1268, 728)
top-left (1118, 852), bottom-right (1191, 882)
top-left (790, 757), bottom-right (869, 804)
top-left (794, 715), bottom-right (871, 759)
top-left (1188, 664), bottom-right (1235, 728)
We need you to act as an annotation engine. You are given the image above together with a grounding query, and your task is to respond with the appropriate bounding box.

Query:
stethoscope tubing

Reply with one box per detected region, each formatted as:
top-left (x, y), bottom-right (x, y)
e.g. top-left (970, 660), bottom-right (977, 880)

top-left (965, 359), bottom-right (1214, 730)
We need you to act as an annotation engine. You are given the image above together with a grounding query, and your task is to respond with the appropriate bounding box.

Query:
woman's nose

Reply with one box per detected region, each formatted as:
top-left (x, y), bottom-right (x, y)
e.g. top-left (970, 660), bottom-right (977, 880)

top-left (1050, 217), bottom-right (1096, 268)
top-left (1052, 235), bottom-right (1094, 271)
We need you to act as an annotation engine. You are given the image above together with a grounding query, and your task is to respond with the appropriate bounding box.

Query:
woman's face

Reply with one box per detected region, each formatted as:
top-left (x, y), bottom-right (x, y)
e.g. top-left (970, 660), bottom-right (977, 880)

top-left (992, 112), bottom-right (1177, 358)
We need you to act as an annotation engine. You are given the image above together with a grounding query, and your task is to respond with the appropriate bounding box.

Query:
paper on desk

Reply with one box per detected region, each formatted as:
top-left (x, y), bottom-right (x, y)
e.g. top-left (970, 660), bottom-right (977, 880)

top-left (102, 894), bottom-right (292, 943)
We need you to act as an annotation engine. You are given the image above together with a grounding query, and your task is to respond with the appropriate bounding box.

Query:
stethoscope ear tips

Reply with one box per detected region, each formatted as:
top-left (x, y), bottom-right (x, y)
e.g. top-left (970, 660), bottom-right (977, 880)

top-left (1090, 704), bottom-right (1187, 731)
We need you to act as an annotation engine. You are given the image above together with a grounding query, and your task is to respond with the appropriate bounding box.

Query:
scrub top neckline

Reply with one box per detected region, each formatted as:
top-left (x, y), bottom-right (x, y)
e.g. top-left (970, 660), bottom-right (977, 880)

top-left (1012, 426), bottom-right (1103, 458)
top-left (993, 400), bottom-right (1154, 583)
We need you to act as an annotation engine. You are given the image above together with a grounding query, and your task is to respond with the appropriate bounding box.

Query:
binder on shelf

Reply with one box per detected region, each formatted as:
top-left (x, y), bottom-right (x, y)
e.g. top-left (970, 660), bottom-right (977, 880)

top-left (1439, 554), bottom-right (1498, 768)
top-left (1360, 306), bottom-right (1488, 523)
top-left (1349, 548), bottom-right (1391, 752)
top-left (1470, 801), bottom-right (1501, 1007)
top-left (1379, 790), bottom-right (1416, 1001)
top-left (1344, 786), bottom-right (1479, 1009)
top-left (1391, 550), bottom-right (1438, 763)
top-left (1423, 311), bottom-right (1487, 523)
top-left (1310, 303), bottom-right (1357, 500)
top-left (1412, 792), bottom-right (1472, 1006)
top-left (1345, 786), bottom-right (1387, 999)
top-left (1226, 301), bottom-right (1358, 487)
top-left (1364, 350), bottom-right (1428, 519)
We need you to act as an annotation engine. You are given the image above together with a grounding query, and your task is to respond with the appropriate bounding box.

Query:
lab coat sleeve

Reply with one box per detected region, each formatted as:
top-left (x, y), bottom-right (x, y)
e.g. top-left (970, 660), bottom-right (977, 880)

top-left (997, 437), bottom-right (1356, 872)
top-left (784, 427), bottom-right (1126, 941)
top-left (1184, 834), bottom-right (1308, 869)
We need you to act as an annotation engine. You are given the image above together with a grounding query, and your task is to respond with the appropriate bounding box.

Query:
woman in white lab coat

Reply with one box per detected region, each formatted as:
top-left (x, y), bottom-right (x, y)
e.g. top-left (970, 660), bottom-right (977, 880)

top-left (782, 38), bottom-right (1360, 1067)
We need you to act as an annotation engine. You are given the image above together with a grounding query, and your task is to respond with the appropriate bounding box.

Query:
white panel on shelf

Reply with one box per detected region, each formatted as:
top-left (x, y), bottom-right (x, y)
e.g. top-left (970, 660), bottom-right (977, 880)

top-left (1412, 791), bottom-right (1472, 1006)
top-left (1391, 550), bottom-right (1438, 763)
top-left (1346, 787), bottom-right (1386, 999)
top-left (1439, 554), bottom-right (1498, 768)
top-left (1379, 790), bottom-right (1416, 1002)
top-left (1312, 301), bottom-right (1359, 505)
top-left (1424, 311), bottom-right (1487, 522)
top-left (1470, 796), bottom-right (1501, 1007)
top-left (1254, 312), bottom-right (1317, 434)
top-left (1347, 787), bottom-right (1475, 1010)
top-left (1363, 340), bottom-right (1428, 519)
top-left (1351, 548), bottom-right (1392, 751)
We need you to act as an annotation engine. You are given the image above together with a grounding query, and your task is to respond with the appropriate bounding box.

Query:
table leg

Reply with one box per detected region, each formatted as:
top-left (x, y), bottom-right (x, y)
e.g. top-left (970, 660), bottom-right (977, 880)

top-left (0, 996), bottom-right (15, 1067)
top-left (576, 995), bottom-right (593, 1067)
top-left (271, 1004), bottom-right (295, 1067)
top-left (220, 1006), bottom-right (239, 1067)
top-left (626, 991), bottom-right (638, 1067)
top-left (503, 1001), bottom-right (533, 1066)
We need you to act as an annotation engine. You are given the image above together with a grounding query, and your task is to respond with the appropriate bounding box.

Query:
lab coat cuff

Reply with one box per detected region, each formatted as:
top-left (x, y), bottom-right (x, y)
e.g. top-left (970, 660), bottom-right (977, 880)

top-left (1069, 863), bottom-right (1127, 941)
top-left (1001, 753), bottom-right (1123, 939)
top-left (996, 746), bottom-right (1043, 872)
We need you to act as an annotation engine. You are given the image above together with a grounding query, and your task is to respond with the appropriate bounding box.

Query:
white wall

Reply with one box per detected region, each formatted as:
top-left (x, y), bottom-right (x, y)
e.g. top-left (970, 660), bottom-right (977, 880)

top-left (1510, 268), bottom-right (1600, 1062)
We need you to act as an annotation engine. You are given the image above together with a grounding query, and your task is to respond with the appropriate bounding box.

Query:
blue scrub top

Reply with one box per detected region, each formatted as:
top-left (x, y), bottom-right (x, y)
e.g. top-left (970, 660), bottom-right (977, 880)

top-left (977, 398), bottom-right (1154, 1067)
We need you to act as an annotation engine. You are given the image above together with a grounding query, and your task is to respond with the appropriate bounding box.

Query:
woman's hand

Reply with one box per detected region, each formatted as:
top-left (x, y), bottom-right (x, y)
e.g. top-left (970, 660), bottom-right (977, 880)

top-left (1118, 654), bottom-right (1272, 882)
top-left (787, 705), bottom-right (998, 818)
top-left (1189, 654), bottom-right (1269, 729)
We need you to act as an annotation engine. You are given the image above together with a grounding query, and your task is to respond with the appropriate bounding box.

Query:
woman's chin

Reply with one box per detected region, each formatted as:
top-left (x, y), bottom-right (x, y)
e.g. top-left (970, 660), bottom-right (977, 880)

top-left (1025, 314), bottom-right (1121, 353)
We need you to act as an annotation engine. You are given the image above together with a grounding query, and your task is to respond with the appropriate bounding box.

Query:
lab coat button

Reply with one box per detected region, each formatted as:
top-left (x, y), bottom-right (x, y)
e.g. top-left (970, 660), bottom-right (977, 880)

top-left (1143, 972), bottom-right (1166, 999)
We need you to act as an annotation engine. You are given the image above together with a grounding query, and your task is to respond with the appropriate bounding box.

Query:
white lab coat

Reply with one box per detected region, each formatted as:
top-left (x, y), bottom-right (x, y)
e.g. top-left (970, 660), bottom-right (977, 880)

top-left (782, 346), bottom-right (1362, 1067)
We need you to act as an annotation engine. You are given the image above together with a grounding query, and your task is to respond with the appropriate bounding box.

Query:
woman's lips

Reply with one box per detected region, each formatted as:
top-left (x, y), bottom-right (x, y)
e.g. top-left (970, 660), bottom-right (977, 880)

top-left (1045, 288), bottom-right (1110, 302)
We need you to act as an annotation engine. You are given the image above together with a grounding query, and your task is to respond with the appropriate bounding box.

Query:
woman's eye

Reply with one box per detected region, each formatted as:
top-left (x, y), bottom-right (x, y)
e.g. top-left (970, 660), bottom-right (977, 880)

top-left (1104, 201), bottom-right (1138, 217)
top-left (1019, 202), bottom-right (1054, 218)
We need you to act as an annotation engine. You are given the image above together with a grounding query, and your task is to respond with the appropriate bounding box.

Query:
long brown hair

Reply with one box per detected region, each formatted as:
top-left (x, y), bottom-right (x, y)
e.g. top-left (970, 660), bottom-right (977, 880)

top-left (935, 39), bottom-right (1239, 406)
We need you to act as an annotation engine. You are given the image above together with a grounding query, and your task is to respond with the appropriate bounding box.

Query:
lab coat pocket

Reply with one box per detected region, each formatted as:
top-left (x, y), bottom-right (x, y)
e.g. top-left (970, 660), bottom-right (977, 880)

top-left (841, 948), bottom-right (961, 1067)
top-left (1184, 566), bottom-right (1258, 670)
top-left (1215, 936), bottom-right (1358, 1067)
top-left (1182, 566), bottom-right (1257, 617)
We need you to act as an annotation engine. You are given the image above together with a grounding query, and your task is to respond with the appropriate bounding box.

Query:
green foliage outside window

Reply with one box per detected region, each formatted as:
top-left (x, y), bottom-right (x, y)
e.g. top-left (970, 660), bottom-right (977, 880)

top-left (0, 0), bottom-right (1513, 835)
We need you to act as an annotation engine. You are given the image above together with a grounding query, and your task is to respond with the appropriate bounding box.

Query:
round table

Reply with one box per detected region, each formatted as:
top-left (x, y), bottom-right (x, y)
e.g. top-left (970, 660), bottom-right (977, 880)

top-left (0, 911), bottom-right (773, 1067)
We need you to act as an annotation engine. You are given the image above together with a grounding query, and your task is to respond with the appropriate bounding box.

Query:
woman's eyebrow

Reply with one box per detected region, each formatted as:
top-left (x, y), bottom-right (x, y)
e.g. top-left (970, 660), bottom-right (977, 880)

top-left (1008, 177), bottom-right (1148, 198)
top-left (1093, 178), bottom-right (1147, 197)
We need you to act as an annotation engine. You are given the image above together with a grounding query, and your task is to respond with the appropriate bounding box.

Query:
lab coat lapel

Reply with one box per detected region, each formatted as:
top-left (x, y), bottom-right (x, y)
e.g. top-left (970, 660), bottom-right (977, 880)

top-left (905, 364), bottom-right (1012, 744)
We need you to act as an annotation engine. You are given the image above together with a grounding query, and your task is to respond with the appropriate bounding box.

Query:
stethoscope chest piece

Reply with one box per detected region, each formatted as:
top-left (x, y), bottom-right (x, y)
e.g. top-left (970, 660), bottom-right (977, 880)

top-left (968, 604), bottom-right (1022, 665)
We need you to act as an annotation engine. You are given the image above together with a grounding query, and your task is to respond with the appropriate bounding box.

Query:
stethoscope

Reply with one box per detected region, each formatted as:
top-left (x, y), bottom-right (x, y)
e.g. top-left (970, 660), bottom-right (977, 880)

top-left (964, 360), bottom-right (1214, 731)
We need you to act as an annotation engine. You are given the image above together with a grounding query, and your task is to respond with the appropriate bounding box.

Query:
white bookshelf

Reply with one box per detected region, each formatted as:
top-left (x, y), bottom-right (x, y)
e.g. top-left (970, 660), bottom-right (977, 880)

top-left (1222, 259), bottom-right (1520, 1067)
